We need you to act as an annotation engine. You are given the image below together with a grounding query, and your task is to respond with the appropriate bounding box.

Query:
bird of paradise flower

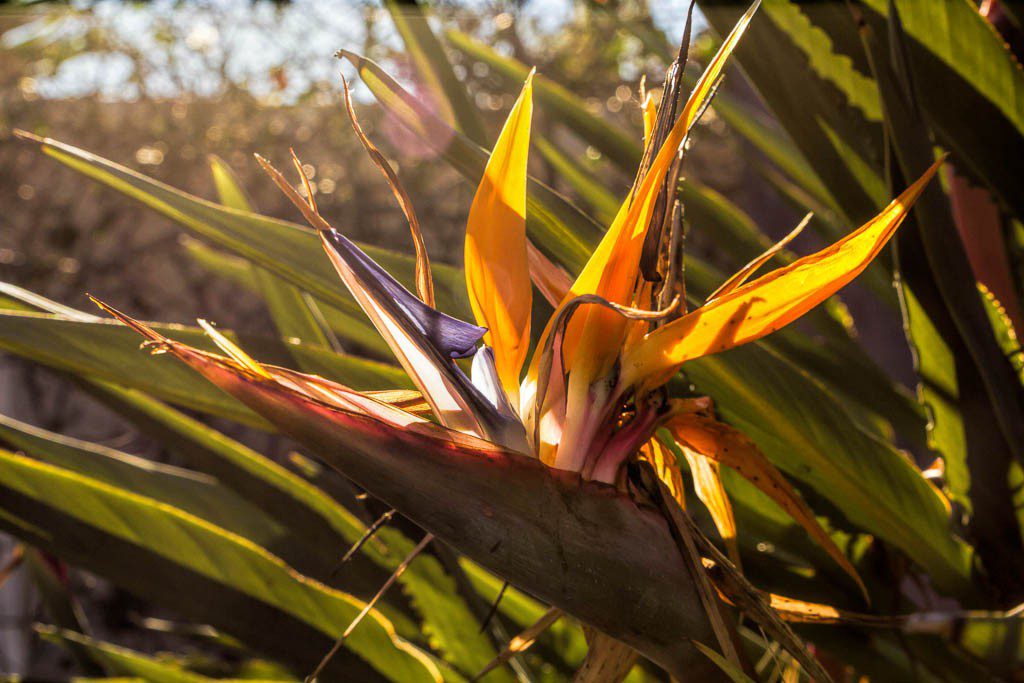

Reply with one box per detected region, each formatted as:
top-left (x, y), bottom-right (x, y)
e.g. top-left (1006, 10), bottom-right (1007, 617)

top-left (91, 3), bottom-right (942, 679)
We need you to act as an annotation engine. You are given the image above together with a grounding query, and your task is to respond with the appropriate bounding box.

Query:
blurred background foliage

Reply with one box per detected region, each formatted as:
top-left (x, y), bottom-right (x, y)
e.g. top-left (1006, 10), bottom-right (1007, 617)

top-left (0, 0), bottom-right (1023, 680)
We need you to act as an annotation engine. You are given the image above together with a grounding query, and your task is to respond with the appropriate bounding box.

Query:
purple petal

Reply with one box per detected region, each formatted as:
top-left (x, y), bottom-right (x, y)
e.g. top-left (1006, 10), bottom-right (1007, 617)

top-left (324, 230), bottom-right (484, 359)
top-left (322, 229), bottom-right (526, 450)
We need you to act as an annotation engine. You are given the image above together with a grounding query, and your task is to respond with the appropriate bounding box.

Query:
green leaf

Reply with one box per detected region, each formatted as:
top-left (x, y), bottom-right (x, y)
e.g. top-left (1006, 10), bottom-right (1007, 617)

top-left (700, 0), bottom-right (885, 225)
top-left (858, 0), bottom-right (1024, 222)
top-left (177, 239), bottom-right (389, 357)
top-left (0, 287), bottom-right (514, 679)
top-left (0, 412), bottom-right (284, 547)
top-left (96, 386), bottom-right (512, 681)
top-left (534, 137), bottom-right (620, 224)
top-left (339, 50), bottom-right (602, 274)
top-left (39, 626), bottom-right (230, 682)
top-left (389, 548), bottom-right (516, 683)
top-left (684, 342), bottom-right (975, 598)
top-left (710, 95), bottom-right (838, 216)
top-left (0, 448), bottom-right (444, 682)
top-left (0, 288), bottom-right (342, 557)
top-left (208, 155), bottom-right (338, 361)
top-left (17, 133), bottom-right (470, 321)
top-left (763, 0), bottom-right (882, 122)
top-left (444, 29), bottom-right (641, 171)
top-left (817, 118), bottom-right (887, 207)
top-left (723, 0), bottom-right (1024, 226)
top-left (0, 308), bottom-right (408, 428)
top-left (860, 5), bottom-right (1024, 597)
top-left (382, 0), bottom-right (488, 146)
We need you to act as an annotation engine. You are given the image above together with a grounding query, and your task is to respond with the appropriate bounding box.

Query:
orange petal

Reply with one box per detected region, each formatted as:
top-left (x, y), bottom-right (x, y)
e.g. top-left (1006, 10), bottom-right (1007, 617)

top-left (641, 93), bottom-right (657, 149)
top-left (665, 406), bottom-right (866, 599)
top-left (465, 71), bottom-right (535, 403)
top-left (640, 437), bottom-right (686, 509)
top-left (552, 1), bottom-right (760, 384)
top-left (682, 447), bottom-right (740, 569)
top-left (623, 157), bottom-right (944, 390)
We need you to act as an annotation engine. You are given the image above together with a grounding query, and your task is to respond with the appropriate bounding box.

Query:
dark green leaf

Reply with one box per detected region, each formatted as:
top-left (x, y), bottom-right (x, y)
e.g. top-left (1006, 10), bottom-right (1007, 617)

top-left (860, 5), bottom-right (1024, 599)
top-left (684, 342), bottom-right (974, 598)
top-left (0, 448), bottom-right (445, 682)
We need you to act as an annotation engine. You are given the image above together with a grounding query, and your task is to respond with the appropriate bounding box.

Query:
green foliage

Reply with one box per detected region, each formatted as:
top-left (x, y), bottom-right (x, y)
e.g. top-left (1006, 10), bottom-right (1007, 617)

top-left (3, 0), bottom-right (1023, 680)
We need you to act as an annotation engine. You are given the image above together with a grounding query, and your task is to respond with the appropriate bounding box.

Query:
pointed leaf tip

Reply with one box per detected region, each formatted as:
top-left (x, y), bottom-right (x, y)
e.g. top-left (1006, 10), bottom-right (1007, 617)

top-left (623, 158), bottom-right (944, 389)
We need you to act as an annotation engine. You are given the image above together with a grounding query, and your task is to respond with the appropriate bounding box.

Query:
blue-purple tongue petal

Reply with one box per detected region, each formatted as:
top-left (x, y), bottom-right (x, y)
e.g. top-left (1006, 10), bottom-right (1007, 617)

top-left (321, 229), bottom-right (526, 450)
top-left (324, 230), bottom-right (485, 359)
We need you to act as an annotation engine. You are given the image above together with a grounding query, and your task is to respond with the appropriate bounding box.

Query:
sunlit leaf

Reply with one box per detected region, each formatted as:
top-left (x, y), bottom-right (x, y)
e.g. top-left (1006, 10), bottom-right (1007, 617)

top-left (338, 50), bottom-right (602, 274)
top-left (14, 132), bottom-right (470, 321)
top-left (383, 0), bottom-right (488, 146)
top-left (0, 307), bottom-right (408, 426)
top-left (0, 448), bottom-right (444, 682)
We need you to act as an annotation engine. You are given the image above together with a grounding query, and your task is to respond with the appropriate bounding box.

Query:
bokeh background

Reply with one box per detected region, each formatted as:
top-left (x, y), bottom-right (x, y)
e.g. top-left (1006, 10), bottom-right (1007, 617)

top-left (0, 1), bottom-right (913, 677)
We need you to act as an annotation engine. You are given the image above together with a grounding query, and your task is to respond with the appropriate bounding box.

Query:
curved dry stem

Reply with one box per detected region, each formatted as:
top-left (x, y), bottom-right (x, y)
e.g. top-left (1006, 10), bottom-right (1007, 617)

top-left (341, 74), bottom-right (435, 307)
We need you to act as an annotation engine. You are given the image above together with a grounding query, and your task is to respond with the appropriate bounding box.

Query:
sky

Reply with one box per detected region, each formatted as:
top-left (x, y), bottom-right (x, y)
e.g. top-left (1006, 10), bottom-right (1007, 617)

top-left (3, 0), bottom-right (707, 103)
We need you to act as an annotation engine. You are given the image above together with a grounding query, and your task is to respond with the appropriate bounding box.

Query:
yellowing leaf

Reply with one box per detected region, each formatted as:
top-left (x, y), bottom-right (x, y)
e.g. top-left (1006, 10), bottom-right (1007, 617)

top-left (623, 157), bottom-right (944, 390)
top-left (767, 594), bottom-right (842, 624)
top-left (640, 437), bottom-right (686, 508)
top-left (643, 435), bottom-right (739, 567)
top-left (683, 447), bottom-right (740, 568)
top-left (665, 406), bottom-right (866, 599)
top-left (465, 72), bottom-right (535, 402)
